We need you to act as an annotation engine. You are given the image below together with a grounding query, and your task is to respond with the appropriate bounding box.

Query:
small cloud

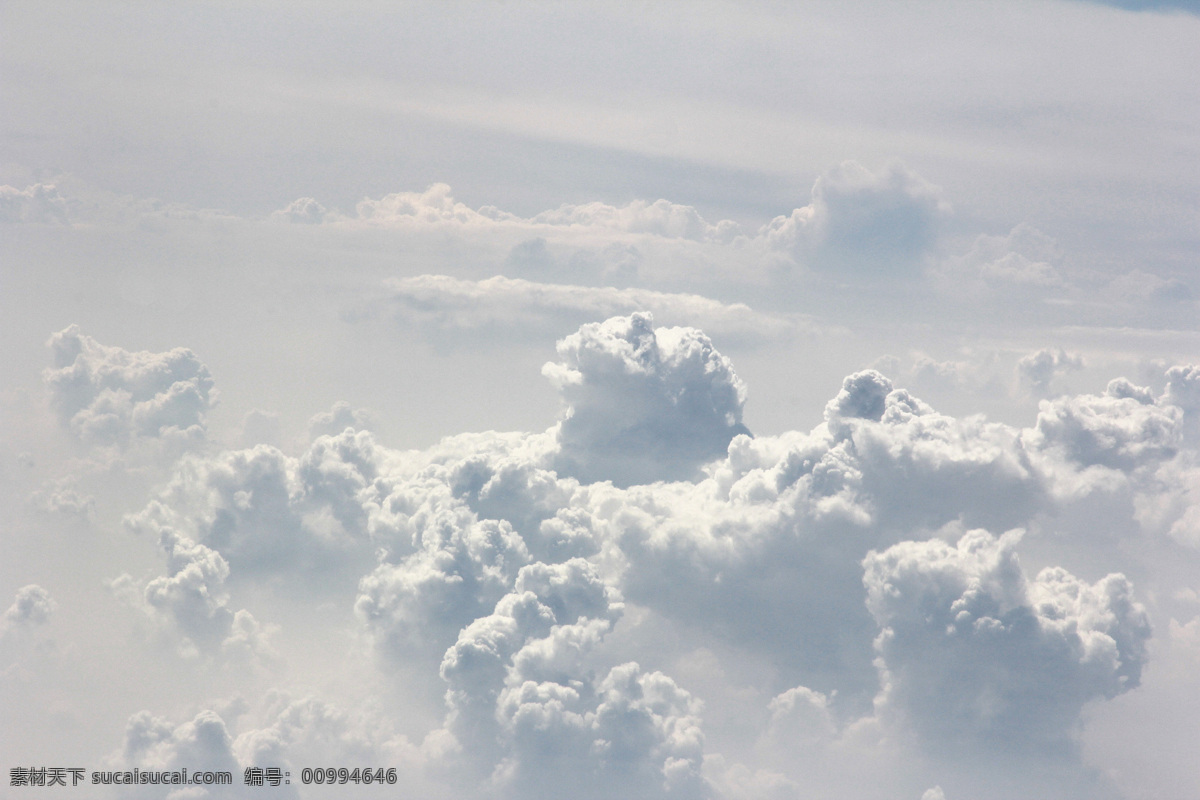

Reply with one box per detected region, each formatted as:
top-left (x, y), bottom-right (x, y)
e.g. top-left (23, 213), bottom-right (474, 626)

top-left (42, 325), bottom-right (216, 447)
top-left (271, 196), bottom-right (328, 224)
top-left (1016, 348), bottom-right (1084, 396)
top-left (761, 161), bottom-right (948, 277)
top-left (307, 401), bottom-right (375, 439)
top-left (5, 585), bottom-right (56, 627)
top-left (386, 274), bottom-right (797, 343)
top-left (0, 184), bottom-right (70, 224)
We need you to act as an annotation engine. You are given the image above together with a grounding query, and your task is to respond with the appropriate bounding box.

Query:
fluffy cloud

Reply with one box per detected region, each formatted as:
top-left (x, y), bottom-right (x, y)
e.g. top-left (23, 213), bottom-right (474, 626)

top-left (233, 694), bottom-right (432, 800)
top-left (953, 224), bottom-right (1066, 289)
top-left (4, 584), bottom-right (55, 627)
top-left (1016, 347), bottom-right (1084, 396)
top-left (127, 432), bottom-right (388, 577)
top-left (386, 275), bottom-right (794, 342)
top-left (115, 527), bottom-right (276, 664)
top-left (271, 197), bottom-right (328, 224)
top-left (43, 326), bottom-right (215, 446)
top-left (0, 183), bottom-right (70, 224)
top-left (864, 529), bottom-right (1151, 752)
top-left (760, 162), bottom-right (947, 274)
top-left (113, 709), bottom-right (241, 799)
top-left (1028, 378), bottom-right (1181, 475)
top-left (1164, 364), bottom-right (1200, 441)
top-left (437, 559), bottom-right (706, 799)
top-left (53, 316), bottom-right (1186, 798)
top-left (307, 401), bottom-right (376, 440)
top-left (545, 313), bottom-right (750, 486)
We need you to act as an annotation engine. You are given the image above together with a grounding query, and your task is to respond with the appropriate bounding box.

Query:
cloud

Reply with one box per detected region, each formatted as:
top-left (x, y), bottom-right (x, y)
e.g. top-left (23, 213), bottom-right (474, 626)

top-left (436, 559), bottom-right (707, 799)
top-left (1016, 348), bottom-right (1084, 396)
top-left (271, 197), bottom-right (328, 224)
top-left (356, 510), bottom-right (533, 664)
top-left (386, 275), bottom-right (796, 342)
top-left (126, 433), bottom-right (387, 578)
top-left (950, 224), bottom-right (1067, 290)
top-left (760, 162), bottom-right (948, 275)
top-left (351, 184), bottom-right (501, 227)
top-left (32, 476), bottom-right (97, 519)
top-left (527, 198), bottom-right (739, 243)
top-left (307, 401), bottom-right (376, 440)
top-left (38, 316), bottom-right (1183, 798)
top-left (544, 313), bottom-right (751, 486)
top-left (0, 183), bottom-right (70, 224)
top-left (112, 709), bottom-right (241, 799)
top-left (129, 527), bottom-right (276, 663)
top-left (233, 694), bottom-right (431, 800)
top-left (299, 183), bottom-right (740, 244)
top-left (864, 529), bottom-right (1151, 752)
top-left (1028, 378), bottom-right (1181, 475)
top-left (1164, 364), bottom-right (1200, 440)
top-left (4, 584), bottom-right (55, 627)
top-left (43, 326), bottom-right (215, 447)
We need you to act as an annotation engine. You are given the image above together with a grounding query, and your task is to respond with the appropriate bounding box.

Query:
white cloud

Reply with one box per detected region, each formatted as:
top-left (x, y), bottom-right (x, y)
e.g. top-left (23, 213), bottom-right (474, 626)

top-left (112, 709), bottom-right (241, 799)
top-left (387, 275), bottom-right (795, 342)
top-left (12, 315), bottom-right (1191, 798)
top-left (545, 313), bottom-right (751, 486)
top-left (271, 197), bottom-right (328, 224)
top-left (4, 584), bottom-right (55, 627)
top-left (0, 183), bottom-right (70, 224)
top-left (864, 529), bottom-right (1151, 752)
top-left (1028, 379), bottom-right (1181, 475)
top-left (952, 224), bottom-right (1066, 290)
top-left (306, 183), bottom-right (741, 245)
top-left (1016, 348), bottom-right (1084, 396)
top-left (759, 162), bottom-right (948, 275)
top-left (307, 401), bottom-right (375, 440)
top-left (126, 433), bottom-right (387, 577)
top-left (43, 326), bottom-right (215, 447)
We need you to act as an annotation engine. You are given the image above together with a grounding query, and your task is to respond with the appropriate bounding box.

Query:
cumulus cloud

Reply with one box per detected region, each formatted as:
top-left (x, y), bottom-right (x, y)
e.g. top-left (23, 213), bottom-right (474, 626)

top-left (127, 432), bottom-right (390, 578)
top-left (55, 315), bottom-right (1185, 798)
top-left (1164, 364), bottom-right (1200, 441)
top-left (0, 183), bottom-right (70, 224)
top-left (760, 162), bottom-right (948, 275)
top-left (1016, 348), bottom-right (1084, 396)
top-left (1028, 378), bottom-right (1181, 476)
top-left (387, 275), bottom-right (795, 342)
top-left (111, 709), bottom-right (241, 799)
top-left (31, 476), bottom-right (96, 519)
top-left (4, 584), bottom-right (55, 627)
top-left (545, 313), bottom-right (750, 486)
top-left (125, 527), bottom-right (275, 663)
top-left (271, 197), bottom-right (328, 224)
top-left (307, 401), bottom-right (375, 439)
top-left (435, 558), bottom-right (707, 799)
top-left (952, 224), bottom-right (1066, 289)
top-left (233, 693), bottom-right (432, 800)
top-left (864, 529), bottom-right (1151, 752)
top-left (43, 326), bottom-right (215, 446)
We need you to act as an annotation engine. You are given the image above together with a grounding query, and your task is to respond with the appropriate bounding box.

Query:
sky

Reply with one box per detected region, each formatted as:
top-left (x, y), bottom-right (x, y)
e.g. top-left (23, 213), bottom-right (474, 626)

top-left (2, 2), bottom-right (1199, 798)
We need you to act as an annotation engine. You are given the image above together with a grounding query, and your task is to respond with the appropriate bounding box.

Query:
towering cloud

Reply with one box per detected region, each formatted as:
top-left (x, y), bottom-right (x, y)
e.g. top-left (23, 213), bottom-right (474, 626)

top-left (28, 321), bottom-right (1191, 799)
top-left (546, 313), bottom-right (750, 487)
